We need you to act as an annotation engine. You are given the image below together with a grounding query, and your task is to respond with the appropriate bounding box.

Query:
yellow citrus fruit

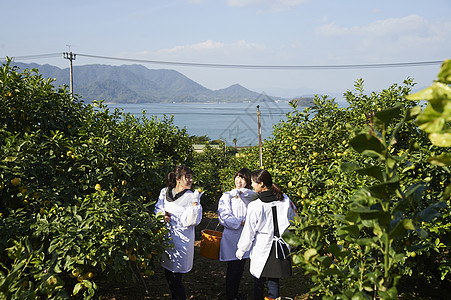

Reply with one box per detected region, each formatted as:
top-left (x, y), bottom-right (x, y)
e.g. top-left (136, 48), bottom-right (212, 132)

top-left (67, 150), bottom-right (73, 157)
top-left (71, 269), bottom-right (79, 278)
top-left (87, 272), bottom-right (93, 279)
top-left (292, 145), bottom-right (297, 150)
top-left (121, 180), bottom-right (127, 186)
top-left (11, 177), bottom-right (21, 186)
top-left (95, 184), bottom-right (101, 191)
top-left (197, 188), bottom-right (203, 193)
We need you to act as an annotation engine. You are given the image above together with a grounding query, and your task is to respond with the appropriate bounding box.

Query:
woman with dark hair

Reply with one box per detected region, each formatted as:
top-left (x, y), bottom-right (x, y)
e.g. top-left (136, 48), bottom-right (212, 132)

top-left (236, 169), bottom-right (297, 300)
top-left (155, 165), bottom-right (203, 300)
top-left (218, 168), bottom-right (258, 300)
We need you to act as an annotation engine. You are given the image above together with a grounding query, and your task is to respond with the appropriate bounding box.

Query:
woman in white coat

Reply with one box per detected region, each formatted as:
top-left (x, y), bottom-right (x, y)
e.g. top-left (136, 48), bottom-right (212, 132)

top-left (218, 168), bottom-right (257, 300)
top-left (236, 169), bottom-right (297, 300)
top-left (155, 165), bottom-right (203, 300)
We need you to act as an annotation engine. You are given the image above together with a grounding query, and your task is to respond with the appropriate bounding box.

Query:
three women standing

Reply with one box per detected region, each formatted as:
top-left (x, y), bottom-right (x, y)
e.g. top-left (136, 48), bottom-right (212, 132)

top-left (218, 168), bottom-right (258, 300)
top-left (154, 165), bottom-right (203, 300)
top-left (236, 169), bottom-right (297, 300)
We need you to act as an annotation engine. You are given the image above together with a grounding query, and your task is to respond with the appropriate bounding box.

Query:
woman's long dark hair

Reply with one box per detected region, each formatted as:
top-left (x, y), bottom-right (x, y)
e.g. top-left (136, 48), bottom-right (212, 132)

top-left (251, 169), bottom-right (283, 201)
top-left (234, 168), bottom-right (252, 189)
top-left (167, 165), bottom-right (193, 188)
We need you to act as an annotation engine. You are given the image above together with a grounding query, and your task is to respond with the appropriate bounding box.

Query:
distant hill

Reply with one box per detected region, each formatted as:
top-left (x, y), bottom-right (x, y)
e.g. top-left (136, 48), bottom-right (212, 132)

top-left (10, 62), bottom-right (295, 104)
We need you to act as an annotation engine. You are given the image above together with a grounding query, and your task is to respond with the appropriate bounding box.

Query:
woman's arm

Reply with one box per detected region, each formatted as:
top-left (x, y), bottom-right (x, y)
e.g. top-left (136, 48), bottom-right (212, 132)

top-left (236, 203), bottom-right (259, 259)
top-left (154, 188), bottom-right (166, 216)
top-left (218, 192), bottom-right (242, 230)
top-left (180, 202), bottom-right (202, 227)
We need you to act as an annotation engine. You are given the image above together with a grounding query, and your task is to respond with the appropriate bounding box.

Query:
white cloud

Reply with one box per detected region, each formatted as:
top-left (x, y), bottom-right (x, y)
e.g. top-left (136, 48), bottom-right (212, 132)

top-left (159, 40), bottom-right (224, 53)
top-left (227, 0), bottom-right (310, 12)
top-left (317, 15), bottom-right (431, 37)
top-left (314, 15), bottom-right (451, 59)
top-left (228, 0), bottom-right (264, 7)
top-left (157, 39), bottom-right (266, 56)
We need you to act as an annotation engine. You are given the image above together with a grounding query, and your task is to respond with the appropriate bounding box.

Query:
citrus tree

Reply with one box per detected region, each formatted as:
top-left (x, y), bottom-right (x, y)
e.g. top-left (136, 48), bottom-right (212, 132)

top-left (0, 59), bottom-right (193, 299)
top-left (280, 64), bottom-right (449, 298)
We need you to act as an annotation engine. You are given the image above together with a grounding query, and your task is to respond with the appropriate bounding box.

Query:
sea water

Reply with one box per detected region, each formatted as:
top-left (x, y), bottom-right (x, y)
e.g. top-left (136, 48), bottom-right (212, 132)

top-left (105, 100), bottom-right (296, 147)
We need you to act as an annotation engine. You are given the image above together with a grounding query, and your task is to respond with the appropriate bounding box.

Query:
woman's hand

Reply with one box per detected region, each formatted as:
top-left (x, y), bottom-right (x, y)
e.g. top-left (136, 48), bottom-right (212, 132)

top-left (192, 189), bottom-right (204, 205)
top-left (164, 211), bottom-right (171, 223)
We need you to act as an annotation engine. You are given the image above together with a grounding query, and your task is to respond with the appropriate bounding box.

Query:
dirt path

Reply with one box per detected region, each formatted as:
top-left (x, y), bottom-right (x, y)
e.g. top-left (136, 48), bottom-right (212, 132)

top-left (98, 211), bottom-right (312, 300)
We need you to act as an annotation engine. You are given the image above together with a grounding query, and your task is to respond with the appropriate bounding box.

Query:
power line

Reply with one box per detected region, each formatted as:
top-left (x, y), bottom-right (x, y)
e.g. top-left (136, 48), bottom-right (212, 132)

top-left (6, 53), bottom-right (62, 60)
top-left (4, 52), bottom-right (443, 70)
top-left (77, 53), bottom-right (443, 70)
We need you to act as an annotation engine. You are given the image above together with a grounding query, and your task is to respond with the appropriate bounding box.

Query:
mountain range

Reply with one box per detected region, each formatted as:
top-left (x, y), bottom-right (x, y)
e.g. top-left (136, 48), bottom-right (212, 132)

top-left (10, 62), bottom-right (308, 104)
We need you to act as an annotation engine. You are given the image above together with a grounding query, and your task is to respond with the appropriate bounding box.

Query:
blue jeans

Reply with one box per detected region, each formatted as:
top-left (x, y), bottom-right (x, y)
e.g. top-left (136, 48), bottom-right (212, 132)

top-left (226, 259), bottom-right (247, 300)
top-left (254, 277), bottom-right (279, 300)
top-left (164, 268), bottom-right (186, 300)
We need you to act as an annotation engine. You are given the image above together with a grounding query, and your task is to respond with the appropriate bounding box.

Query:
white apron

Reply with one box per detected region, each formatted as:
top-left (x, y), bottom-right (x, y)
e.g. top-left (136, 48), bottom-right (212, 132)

top-left (154, 187), bottom-right (203, 273)
top-left (236, 195), bottom-right (296, 278)
top-left (217, 188), bottom-right (257, 261)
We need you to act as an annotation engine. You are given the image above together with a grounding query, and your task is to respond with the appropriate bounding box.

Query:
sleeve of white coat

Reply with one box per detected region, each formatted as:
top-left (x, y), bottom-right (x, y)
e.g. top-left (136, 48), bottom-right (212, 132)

top-left (239, 188), bottom-right (258, 202)
top-left (180, 203), bottom-right (203, 227)
top-left (154, 188), bottom-right (166, 218)
top-left (218, 192), bottom-right (242, 230)
top-left (236, 203), bottom-right (258, 259)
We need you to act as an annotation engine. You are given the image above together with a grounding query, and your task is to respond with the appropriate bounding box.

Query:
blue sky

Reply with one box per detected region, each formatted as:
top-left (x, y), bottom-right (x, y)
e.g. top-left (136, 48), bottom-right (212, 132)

top-left (2, 0), bottom-right (450, 98)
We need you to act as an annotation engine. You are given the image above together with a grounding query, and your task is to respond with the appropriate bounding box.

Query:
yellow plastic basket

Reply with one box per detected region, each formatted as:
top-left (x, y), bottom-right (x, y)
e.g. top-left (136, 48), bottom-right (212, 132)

top-left (199, 229), bottom-right (222, 260)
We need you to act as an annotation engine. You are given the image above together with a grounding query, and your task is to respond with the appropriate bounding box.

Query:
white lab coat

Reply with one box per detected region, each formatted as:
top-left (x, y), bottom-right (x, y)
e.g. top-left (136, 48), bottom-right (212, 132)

top-left (236, 195), bottom-right (297, 278)
top-left (217, 188), bottom-right (258, 261)
top-left (154, 187), bottom-right (203, 273)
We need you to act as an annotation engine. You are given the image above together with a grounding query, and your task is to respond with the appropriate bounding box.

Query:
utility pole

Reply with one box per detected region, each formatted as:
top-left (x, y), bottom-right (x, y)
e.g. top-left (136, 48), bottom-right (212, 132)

top-left (63, 48), bottom-right (76, 98)
top-left (257, 105), bottom-right (263, 168)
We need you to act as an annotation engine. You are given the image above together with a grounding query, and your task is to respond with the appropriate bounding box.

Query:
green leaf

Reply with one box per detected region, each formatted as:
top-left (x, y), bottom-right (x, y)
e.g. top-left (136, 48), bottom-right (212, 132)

top-left (73, 283), bottom-right (83, 295)
top-left (428, 132), bottom-right (451, 147)
top-left (369, 178), bottom-right (400, 199)
top-left (437, 59), bottom-right (451, 84)
top-left (338, 225), bottom-right (360, 238)
top-left (341, 161), bottom-right (360, 173)
top-left (406, 106), bottom-right (422, 121)
top-left (407, 82), bottom-right (451, 101)
top-left (378, 286), bottom-right (398, 300)
top-left (292, 254), bottom-right (302, 265)
top-left (283, 231), bottom-right (302, 246)
top-left (355, 165), bottom-right (384, 181)
top-left (389, 219), bottom-right (414, 239)
top-left (374, 103), bottom-right (403, 126)
top-left (304, 248), bottom-right (318, 263)
top-left (404, 183), bottom-right (426, 205)
top-left (428, 152), bottom-right (451, 167)
top-left (414, 225), bottom-right (429, 239)
top-left (351, 291), bottom-right (372, 300)
top-left (350, 133), bottom-right (385, 156)
top-left (419, 206), bottom-right (442, 222)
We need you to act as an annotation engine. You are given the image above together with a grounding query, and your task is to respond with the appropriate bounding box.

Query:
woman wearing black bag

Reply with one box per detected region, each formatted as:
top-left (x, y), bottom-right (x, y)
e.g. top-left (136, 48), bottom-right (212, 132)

top-left (236, 169), bottom-right (297, 300)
